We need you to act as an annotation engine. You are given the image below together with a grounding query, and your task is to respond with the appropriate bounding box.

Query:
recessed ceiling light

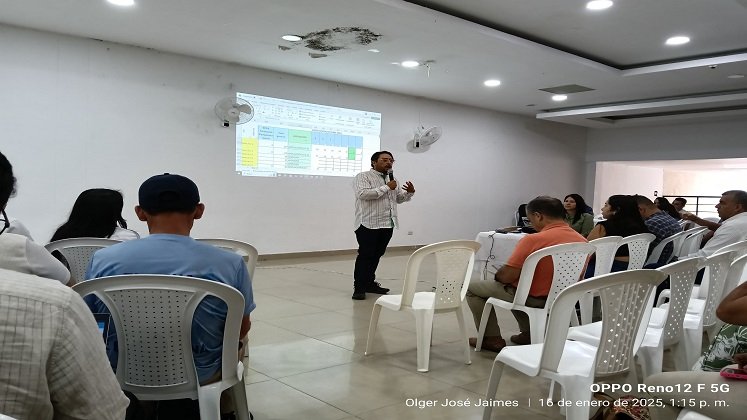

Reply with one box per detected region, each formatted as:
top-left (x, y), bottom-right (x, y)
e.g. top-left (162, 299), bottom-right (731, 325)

top-left (552, 94), bottom-right (568, 102)
top-left (586, 0), bottom-right (613, 11)
top-left (401, 60), bottom-right (420, 68)
top-left (727, 74), bottom-right (745, 79)
top-left (483, 79), bottom-right (501, 87)
top-left (107, 0), bottom-right (135, 6)
top-left (665, 36), bottom-right (690, 46)
top-left (367, 49), bottom-right (380, 53)
top-left (281, 35), bottom-right (302, 42)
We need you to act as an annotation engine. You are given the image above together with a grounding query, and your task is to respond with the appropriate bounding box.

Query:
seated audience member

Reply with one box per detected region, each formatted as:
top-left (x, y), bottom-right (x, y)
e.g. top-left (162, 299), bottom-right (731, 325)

top-left (672, 197), bottom-right (687, 213)
top-left (654, 197), bottom-right (681, 220)
top-left (51, 188), bottom-right (140, 242)
top-left (6, 217), bottom-right (33, 239)
top-left (587, 195), bottom-right (649, 273)
top-left (563, 193), bottom-right (594, 236)
top-left (0, 151), bottom-right (70, 284)
top-left (691, 190), bottom-right (747, 258)
top-left (466, 196), bottom-right (587, 352)
top-left (0, 268), bottom-right (129, 419)
top-left (84, 173), bottom-right (255, 418)
top-left (635, 195), bottom-right (682, 265)
top-left (646, 280), bottom-right (747, 419)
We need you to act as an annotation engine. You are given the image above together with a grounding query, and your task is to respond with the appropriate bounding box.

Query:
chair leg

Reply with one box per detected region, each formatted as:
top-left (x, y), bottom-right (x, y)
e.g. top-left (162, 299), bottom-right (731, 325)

top-left (562, 378), bottom-right (593, 420)
top-left (579, 292), bottom-right (593, 325)
top-left (670, 341), bottom-right (690, 372)
top-left (482, 359), bottom-right (504, 420)
top-left (476, 302), bottom-right (494, 352)
top-left (682, 325), bottom-right (702, 369)
top-left (455, 304), bottom-right (472, 365)
top-left (414, 309), bottom-right (434, 372)
top-left (230, 380), bottom-right (251, 420)
top-left (197, 383), bottom-right (223, 420)
top-left (364, 303), bottom-right (382, 356)
top-left (527, 310), bottom-right (546, 344)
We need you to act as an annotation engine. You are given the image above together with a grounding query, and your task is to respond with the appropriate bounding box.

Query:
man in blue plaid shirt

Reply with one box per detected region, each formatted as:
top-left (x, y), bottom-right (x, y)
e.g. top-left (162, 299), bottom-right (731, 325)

top-left (635, 195), bottom-right (682, 265)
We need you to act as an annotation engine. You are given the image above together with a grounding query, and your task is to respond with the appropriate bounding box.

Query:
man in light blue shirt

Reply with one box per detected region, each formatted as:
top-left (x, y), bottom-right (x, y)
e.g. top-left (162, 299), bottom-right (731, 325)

top-left (85, 173), bottom-right (255, 385)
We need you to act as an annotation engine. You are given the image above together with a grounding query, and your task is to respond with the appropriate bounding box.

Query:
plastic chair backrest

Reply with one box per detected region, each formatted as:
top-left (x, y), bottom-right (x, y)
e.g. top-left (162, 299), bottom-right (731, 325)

top-left (713, 239), bottom-right (747, 259)
top-left (196, 238), bottom-right (259, 279)
top-left (677, 227), bottom-right (709, 258)
top-left (45, 238), bottom-right (122, 283)
top-left (538, 270), bottom-right (665, 377)
top-left (721, 254), bottom-right (747, 305)
top-left (73, 275), bottom-right (244, 400)
top-left (400, 240), bottom-right (480, 310)
top-left (700, 251), bottom-right (735, 328)
top-left (589, 236), bottom-right (622, 277)
top-left (656, 257), bottom-right (703, 347)
top-left (646, 230), bottom-right (689, 266)
top-left (513, 242), bottom-right (595, 310)
top-left (617, 233), bottom-right (655, 270)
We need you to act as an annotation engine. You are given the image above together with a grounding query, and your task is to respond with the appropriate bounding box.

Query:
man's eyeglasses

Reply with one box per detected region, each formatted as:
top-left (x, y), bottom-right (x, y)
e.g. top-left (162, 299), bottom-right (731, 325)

top-left (0, 210), bottom-right (9, 236)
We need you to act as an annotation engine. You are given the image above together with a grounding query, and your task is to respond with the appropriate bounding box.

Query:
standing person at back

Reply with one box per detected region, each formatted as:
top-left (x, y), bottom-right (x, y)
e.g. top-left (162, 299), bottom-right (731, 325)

top-left (84, 173), bottom-right (255, 418)
top-left (352, 151), bottom-right (415, 300)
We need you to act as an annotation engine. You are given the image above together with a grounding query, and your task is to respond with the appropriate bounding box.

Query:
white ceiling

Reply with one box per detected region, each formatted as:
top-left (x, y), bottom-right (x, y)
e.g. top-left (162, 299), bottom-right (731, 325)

top-left (1, 0), bottom-right (747, 127)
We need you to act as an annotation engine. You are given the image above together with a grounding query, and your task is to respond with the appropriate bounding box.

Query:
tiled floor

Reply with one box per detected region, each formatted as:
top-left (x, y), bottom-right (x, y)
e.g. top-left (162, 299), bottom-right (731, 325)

top-left (244, 250), bottom-right (565, 419)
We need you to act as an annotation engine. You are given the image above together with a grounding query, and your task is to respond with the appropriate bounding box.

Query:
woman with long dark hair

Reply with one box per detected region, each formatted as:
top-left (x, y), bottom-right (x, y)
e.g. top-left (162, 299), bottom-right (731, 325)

top-left (655, 196), bottom-right (682, 220)
top-left (587, 194), bottom-right (650, 272)
top-left (563, 193), bottom-right (594, 236)
top-left (51, 189), bottom-right (139, 242)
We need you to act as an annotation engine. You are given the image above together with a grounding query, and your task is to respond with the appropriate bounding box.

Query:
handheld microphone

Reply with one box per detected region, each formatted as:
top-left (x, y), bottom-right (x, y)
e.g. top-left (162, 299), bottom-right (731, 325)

top-left (388, 170), bottom-right (394, 182)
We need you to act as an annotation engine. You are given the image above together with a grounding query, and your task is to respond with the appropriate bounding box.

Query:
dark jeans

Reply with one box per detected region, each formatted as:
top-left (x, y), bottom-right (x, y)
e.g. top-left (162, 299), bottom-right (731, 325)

top-left (354, 225), bottom-right (393, 290)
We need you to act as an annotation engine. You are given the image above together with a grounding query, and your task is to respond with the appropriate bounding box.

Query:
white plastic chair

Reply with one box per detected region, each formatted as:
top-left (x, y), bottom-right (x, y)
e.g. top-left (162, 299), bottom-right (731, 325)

top-left (677, 227), bottom-right (709, 259)
top-left (646, 230), bottom-right (689, 266)
top-left (576, 236), bottom-right (622, 325)
top-left (364, 240), bottom-right (480, 372)
top-left (475, 242), bottom-right (595, 348)
top-left (571, 258), bottom-right (703, 380)
top-left (482, 270), bottom-right (666, 420)
top-left (658, 252), bottom-right (735, 368)
top-left (73, 275), bottom-right (250, 420)
top-left (618, 233), bottom-right (655, 270)
top-left (196, 238), bottom-right (259, 279)
top-left (720, 254), bottom-right (747, 304)
top-left (45, 238), bottom-right (122, 284)
top-left (712, 239), bottom-right (747, 258)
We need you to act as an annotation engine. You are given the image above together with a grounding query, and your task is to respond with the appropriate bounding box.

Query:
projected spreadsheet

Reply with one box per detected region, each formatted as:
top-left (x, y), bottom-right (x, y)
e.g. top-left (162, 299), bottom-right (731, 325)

top-left (235, 93), bottom-right (381, 178)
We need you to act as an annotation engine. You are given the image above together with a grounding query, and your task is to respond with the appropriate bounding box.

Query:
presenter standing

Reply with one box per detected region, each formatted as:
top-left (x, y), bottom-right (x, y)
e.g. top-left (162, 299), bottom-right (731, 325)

top-left (352, 151), bottom-right (415, 300)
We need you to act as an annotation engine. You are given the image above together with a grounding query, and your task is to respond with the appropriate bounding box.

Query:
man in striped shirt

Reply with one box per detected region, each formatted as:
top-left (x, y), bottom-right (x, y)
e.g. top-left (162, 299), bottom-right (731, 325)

top-left (352, 151), bottom-right (415, 300)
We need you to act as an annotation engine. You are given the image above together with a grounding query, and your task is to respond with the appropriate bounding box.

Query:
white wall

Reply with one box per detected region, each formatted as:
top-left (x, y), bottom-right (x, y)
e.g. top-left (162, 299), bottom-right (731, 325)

top-left (592, 162), bottom-right (663, 212)
top-left (586, 119), bottom-right (747, 211)
top-left (0, 25), bottom-right (587, 254)
top-left (587, 119), bottom-right (747, 162)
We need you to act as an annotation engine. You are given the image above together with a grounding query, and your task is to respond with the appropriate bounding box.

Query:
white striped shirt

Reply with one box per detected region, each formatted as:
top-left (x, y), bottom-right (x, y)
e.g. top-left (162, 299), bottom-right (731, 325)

top-left (0, 268), bottom-right (129, 420)
top-left (353, 169), bottom-right (413, 229)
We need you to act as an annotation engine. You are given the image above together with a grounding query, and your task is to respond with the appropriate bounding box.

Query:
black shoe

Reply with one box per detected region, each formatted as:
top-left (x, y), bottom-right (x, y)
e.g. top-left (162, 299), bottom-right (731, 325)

top-left (365, 281), bottom-right (390, 294)
top-left (352, 290), bottom-right (366, 300)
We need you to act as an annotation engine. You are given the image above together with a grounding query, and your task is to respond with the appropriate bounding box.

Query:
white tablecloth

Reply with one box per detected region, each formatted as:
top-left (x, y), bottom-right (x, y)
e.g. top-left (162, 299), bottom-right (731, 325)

top-left (473, 231), bottom-right (525, 280)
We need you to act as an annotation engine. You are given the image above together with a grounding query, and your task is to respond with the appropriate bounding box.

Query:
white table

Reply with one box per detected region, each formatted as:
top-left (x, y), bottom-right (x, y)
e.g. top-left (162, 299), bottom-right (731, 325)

top-left (473, 231), bottom-right (525, 280)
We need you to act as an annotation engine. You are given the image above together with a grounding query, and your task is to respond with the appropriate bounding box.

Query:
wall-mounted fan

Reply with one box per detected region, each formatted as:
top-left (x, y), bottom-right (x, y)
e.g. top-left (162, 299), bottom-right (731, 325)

top-left (413, 126), bottom-right (442, 148)
top-left (215, 97), bottom-right (254, 127)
